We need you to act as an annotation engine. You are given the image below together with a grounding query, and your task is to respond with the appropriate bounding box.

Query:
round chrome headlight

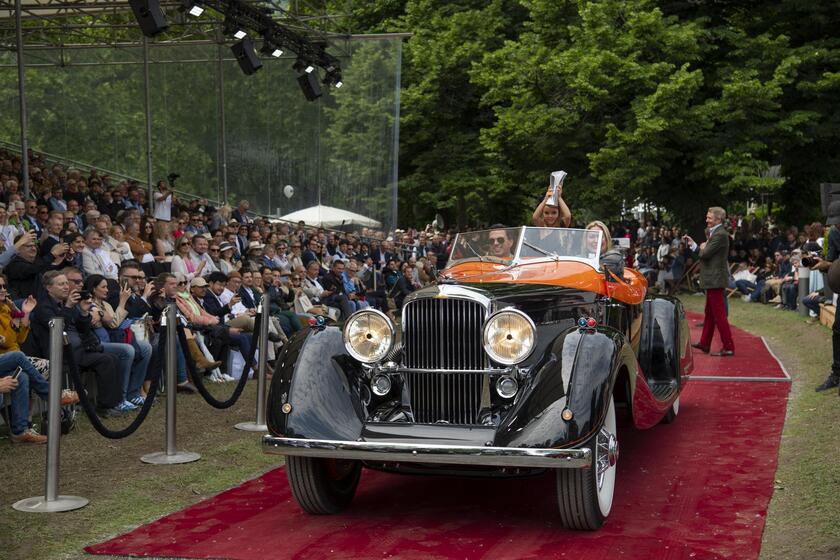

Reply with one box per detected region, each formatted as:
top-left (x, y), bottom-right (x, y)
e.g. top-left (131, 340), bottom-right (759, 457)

top-left (343, 309), bottom-right (395, 363)
top-left (482, 309), bottom-right (536, 365)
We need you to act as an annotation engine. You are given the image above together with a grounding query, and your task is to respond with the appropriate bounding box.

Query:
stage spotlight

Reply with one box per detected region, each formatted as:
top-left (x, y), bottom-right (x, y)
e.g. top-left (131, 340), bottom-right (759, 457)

top-left (224, 17), bottom-right (248, 40)
top-left (128, 0), bottom-right (169, 37)
top-left (297, 72), bottom-right (322, 101)
top-left (180, 0), bottom-right (203, 16)
top-left (260, 42), bottom-right (283, 58)
top-left (293, 58), bottom-right (314, 74)
top-left (231, 38), bottom-right (263, 75)
top-left (323, 69), bottom-right (343, 89)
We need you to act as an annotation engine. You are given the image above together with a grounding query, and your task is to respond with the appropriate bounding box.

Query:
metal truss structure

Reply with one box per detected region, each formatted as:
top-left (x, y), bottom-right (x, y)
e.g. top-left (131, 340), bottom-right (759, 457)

top-left (0, 0), bottom-right (353, 53)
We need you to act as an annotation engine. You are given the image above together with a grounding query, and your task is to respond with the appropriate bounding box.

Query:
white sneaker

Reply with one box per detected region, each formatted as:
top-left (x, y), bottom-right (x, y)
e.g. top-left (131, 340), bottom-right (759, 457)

top-left (741, 295), bottom-right (751, 302)
top-left (221, 373), bottom-right (235, 382)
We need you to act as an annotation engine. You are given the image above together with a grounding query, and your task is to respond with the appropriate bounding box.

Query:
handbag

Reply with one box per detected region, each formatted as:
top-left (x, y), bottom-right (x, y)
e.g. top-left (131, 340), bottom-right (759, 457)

top-left (129, 314), bottom-right (151, 342)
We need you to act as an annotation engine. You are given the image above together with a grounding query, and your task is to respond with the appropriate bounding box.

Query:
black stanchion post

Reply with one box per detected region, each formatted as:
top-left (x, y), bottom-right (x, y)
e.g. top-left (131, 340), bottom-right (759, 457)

top-left (13, 318), bottom-right (88, 512)
top-left (141, 305), bottom-right (200, 465)
top-left (235, 292), bottom-right (269, 432)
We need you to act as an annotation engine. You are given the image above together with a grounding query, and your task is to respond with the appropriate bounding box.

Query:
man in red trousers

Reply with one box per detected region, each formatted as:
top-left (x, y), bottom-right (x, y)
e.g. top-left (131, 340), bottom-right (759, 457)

top-left (685, 206), bottom-right (735, 357)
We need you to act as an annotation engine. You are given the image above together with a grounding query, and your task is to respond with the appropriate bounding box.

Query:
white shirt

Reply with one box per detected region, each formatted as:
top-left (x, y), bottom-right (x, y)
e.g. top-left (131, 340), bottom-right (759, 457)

top-left (688, 223), bottom-right (722, 252)
top-left (188, 250), bottom-right (218, 277)
top-left (153, 192), bottom-right (172, 221)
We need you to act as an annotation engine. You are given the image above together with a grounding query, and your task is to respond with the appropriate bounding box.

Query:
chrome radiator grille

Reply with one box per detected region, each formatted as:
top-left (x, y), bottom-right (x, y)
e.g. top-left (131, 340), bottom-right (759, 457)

top-left (403, 371), bottom-right (485, 425)
top-left (403, 297), bottom-right (487, 370)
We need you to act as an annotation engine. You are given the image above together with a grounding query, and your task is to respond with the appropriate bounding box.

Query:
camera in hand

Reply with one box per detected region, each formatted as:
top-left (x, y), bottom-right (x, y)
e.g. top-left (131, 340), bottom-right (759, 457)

top-left (801, 252), bottom-right (820, 267)
top-left (166, 172), bottom-right (180, 186)
top-left (79, 290), bottom-right (91, 300)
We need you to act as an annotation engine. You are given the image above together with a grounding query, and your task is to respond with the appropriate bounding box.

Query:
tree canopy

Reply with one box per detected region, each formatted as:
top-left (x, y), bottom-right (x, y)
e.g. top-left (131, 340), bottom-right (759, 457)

top-left (345, 0), bottom-right (840, 228)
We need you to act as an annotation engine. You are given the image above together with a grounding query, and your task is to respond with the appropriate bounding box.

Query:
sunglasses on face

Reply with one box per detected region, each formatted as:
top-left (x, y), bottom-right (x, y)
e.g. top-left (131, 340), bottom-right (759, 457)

top-left (178, 281), bottom-right (187, 285)
top-left (490, 237), bottom-right (506, 244)
top-left (0, 284), bottom-right (7, 290)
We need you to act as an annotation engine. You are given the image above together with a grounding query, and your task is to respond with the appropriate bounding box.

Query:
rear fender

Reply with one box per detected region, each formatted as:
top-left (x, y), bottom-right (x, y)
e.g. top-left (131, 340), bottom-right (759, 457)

top-left (266, 326), bottom-right (367, 441)
top-left (494, 326), bottom-right (635, 449)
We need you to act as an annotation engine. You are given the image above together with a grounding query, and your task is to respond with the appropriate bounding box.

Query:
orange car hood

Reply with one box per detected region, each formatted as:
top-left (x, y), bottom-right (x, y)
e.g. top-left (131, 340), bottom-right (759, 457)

top-left (442, 260), bottom-right (647, 306)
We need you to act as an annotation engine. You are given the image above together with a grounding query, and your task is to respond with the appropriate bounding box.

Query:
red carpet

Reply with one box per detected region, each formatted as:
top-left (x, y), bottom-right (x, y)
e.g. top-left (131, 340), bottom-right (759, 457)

top-left (86, 311), bottom-right (790, 560)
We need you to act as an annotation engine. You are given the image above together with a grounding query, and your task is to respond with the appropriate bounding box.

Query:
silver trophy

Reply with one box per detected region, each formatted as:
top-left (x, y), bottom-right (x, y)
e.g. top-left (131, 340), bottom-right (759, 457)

top-left (547, 170), bottom-right (567, 206)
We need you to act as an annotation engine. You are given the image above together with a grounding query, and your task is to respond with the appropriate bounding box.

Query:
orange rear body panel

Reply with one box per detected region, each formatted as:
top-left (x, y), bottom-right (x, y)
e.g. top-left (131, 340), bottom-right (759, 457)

top-left (443, 259), bottom-right (647, 306)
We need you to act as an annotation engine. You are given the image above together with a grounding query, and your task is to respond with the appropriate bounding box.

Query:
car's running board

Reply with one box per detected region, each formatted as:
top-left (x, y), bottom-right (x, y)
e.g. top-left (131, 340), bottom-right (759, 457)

top-left (263, 436), bottom-right (592, 469)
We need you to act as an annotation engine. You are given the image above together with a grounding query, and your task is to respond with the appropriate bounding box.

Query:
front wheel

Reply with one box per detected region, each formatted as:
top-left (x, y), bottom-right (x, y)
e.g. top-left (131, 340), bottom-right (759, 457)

top-left (556, 395), bottom-right (618, 530)
top-left (286, 456), bottom-right (362, 514)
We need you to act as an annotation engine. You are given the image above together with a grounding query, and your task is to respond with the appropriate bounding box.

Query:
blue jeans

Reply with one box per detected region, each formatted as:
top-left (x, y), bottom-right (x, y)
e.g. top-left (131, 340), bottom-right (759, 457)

top-left (0, 351), bottom-right (50, 435)
top-left (127, 339), bottom-right (152, 400)
top-left (734, 279), bottom-right (756, 295)
top-left (803, 294), bottom-right (821, 315)
top-left (101, 342), bottom-right (134, 401)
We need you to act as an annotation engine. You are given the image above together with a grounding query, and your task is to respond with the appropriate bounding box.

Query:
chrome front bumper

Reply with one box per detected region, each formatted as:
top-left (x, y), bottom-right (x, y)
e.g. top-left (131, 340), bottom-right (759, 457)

top-left (262, 436), bottom-right (591, 469)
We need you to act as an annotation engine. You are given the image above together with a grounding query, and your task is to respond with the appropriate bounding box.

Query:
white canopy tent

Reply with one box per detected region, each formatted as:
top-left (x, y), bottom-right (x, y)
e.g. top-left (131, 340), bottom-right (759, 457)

top-left (276, 205), bottom-right (383, 229)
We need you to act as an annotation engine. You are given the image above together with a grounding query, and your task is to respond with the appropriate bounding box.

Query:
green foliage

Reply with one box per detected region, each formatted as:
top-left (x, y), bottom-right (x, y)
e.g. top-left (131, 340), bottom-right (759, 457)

top-left (345, 0), bottom-right (840, 227)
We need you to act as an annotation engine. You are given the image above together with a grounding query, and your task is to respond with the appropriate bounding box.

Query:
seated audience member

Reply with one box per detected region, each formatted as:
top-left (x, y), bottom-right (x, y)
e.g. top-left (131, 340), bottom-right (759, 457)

top-left (63, 232), bottom-right (85, 271)
top-left (260, 266), bottom-right (302, 337)
top-left (189, 234), bottom-right (218, 277)
top-left (146, 272), bottom-right (197, 393)
top-left (0, 350), bottom-right (79, 443)
top-left (38, 210), bottom-right (64, 258)
top-left (314, 259), bottom-right (356, 319)
top-left (171, 234), bottom-right (204, 281)
top-left (24, 270), bottom-right (124, 417)
top-left (394, 261), bottom-right (420, 310)
top-left (6, 231), bottom-right (67, 300)
top-left (81, 228), bottom-right (119, 280)
top-left (237, 269), bottom-right (259, 309)
top-left (86, 274), bottom-right (152, 408)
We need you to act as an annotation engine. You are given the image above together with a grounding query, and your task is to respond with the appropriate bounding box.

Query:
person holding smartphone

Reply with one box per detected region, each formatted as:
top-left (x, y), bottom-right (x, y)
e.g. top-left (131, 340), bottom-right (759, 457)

top-left (0, 274), bottom-right (79, 443)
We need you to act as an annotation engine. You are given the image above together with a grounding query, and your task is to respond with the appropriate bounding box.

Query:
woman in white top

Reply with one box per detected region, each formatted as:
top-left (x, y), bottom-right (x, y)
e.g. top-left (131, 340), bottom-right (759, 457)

top-left (0, 204), bottom-right (22, 248)
top-left (154, 220), bottom-right (175, 263)
top-left (109, 224), bottom-right (135, 264)
top-left (170, 234), bottom-right (204, 281)
top-left (218, 242), bottom-right (240, 275)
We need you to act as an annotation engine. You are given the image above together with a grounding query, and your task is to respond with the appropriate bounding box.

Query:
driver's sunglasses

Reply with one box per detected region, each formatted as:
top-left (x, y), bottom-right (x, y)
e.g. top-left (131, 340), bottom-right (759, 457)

top-left (489, 237), bottom-right (506, 244)
top-left (0, 283), bottom-right (7, 290)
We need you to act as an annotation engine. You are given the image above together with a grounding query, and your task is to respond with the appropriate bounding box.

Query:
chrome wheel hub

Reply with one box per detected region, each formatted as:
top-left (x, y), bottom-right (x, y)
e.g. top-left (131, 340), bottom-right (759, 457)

top-left (595, 427), bottom-right (618, 489)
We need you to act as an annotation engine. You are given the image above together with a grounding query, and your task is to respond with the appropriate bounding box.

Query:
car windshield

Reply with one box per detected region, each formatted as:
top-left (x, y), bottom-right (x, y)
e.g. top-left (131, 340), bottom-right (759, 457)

top-left (449, 228), bottom-right (522, 264)
top-left (449, 227), bottom-right (603, 267)
top-left (519, 228), bottom-right (603, 264)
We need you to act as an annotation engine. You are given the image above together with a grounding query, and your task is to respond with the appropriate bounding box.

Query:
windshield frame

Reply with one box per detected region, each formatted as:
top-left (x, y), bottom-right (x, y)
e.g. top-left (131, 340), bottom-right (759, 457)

top-left (448, 226), bottom-right (604, 270)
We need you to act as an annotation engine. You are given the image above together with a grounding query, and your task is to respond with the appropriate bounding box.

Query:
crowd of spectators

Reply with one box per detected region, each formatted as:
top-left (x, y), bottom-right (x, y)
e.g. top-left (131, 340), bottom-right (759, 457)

top-left (617, 215), bottom-right (832, 320)
top-left (0, 149), bottom-right (454, 444)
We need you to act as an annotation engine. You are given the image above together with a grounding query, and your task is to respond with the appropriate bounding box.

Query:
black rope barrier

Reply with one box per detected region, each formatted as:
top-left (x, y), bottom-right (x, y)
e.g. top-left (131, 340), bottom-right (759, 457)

top-left (64, 327), bottom-right (165, 440)
top-left (175, 314), bottom-right (261, 410)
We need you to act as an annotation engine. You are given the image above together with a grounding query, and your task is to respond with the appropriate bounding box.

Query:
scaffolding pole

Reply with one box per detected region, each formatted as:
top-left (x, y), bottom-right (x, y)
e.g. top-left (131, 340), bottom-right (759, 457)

top-left (216, 29), bottom-right (228, 204)
top-left (15, 0), bottom-right (30, 199)
top-left (143, 35), bottom-right (154, 209)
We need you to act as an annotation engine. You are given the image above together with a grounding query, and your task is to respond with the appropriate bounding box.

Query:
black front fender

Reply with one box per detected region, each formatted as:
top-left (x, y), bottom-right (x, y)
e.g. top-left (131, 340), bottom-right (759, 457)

top-left (494, 326), bottom-right (633, 449)
top-left (266, 326), bottom-right (367, 441)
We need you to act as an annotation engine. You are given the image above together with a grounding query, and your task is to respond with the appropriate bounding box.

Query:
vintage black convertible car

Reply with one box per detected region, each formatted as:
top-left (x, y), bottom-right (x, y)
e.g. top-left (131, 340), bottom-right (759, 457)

top-left (263, 227), bottom-right (692, 530)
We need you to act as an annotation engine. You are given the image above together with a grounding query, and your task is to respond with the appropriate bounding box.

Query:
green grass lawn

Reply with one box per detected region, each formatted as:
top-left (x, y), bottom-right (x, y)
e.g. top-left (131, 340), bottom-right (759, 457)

top-left (1, 300), bottom-right (838, 559)
top-left (679, 295), bottom-right (840, 560)
top-left (0, 382), bottom-right (280, 560)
